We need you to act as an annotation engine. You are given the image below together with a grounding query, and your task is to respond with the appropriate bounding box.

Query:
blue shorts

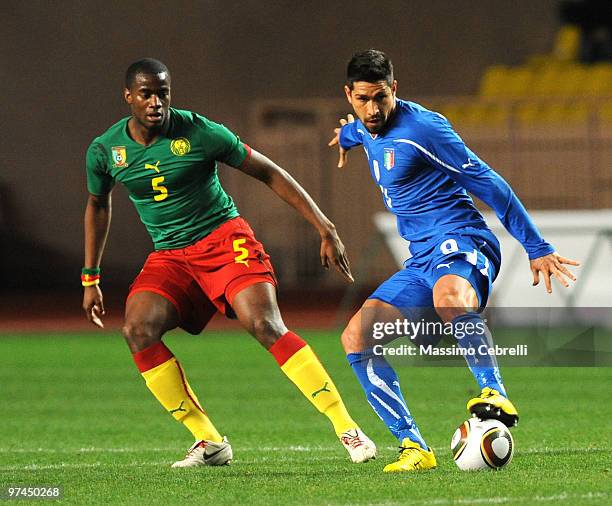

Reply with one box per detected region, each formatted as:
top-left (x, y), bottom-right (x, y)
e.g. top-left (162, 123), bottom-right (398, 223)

top-left (370, 227), bottom-right (501, 311)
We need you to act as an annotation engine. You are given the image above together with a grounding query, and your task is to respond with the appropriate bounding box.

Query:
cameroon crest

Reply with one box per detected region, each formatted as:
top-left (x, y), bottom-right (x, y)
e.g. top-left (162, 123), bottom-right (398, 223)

top-left (112, 146), bottom-right (128, 168)
top-left (170, 137), bottom-right (191, 156)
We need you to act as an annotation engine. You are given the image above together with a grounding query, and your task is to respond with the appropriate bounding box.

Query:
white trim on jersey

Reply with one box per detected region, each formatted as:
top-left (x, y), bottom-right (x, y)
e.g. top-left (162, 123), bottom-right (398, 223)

top-left (393, 138), bottom-right (461, 173)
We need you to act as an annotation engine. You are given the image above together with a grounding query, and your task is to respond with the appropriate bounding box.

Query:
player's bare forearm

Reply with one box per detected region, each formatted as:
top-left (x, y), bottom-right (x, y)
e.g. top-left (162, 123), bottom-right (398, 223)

top-left (84, 193), bottom-right (112, 269)
top-left (239, 149), bottom-right (354, 282)
top-left (83, 193), bottom-right (111, 328)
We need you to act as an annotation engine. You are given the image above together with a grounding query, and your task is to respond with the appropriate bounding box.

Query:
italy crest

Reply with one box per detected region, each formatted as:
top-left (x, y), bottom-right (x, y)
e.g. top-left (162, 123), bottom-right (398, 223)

top-left (112, 146), bottom-right (128, 168)
top-left (384, 148), bottom-right (395, 170)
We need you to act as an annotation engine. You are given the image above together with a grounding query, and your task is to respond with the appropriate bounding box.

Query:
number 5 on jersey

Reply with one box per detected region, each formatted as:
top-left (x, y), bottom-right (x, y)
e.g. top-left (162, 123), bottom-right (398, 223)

top-left (233, 238), bottom-right (250, 266)
top-left (145, 161), bottom-right (168, 202)
top-left (151, 176), bottom-right (168, 201)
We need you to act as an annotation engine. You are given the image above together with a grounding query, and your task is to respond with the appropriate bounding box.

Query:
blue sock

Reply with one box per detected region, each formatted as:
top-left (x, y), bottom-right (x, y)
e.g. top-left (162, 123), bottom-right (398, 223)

top-left (452, 312), bottom-right (507, 396)
top-left (347, 350), bottom-right (428, 450)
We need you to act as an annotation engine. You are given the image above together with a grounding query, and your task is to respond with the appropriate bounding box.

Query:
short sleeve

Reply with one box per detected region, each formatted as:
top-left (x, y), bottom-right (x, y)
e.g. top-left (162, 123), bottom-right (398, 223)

top-left (86, 141), bottom-right (114, 195)
top-left (194, 114), bottom-right (250, 168)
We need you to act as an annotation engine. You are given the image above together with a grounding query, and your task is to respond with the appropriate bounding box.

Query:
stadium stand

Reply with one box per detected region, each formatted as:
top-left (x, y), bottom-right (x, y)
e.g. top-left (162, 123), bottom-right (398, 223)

top-left (248, 24), bottom-right (612, 290)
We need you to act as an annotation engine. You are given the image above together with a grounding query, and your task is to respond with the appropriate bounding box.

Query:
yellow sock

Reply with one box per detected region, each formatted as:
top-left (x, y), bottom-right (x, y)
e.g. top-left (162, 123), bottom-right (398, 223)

top-left (141, 357), bottom-right (223, 442)
top-left (278, 343), bottom-right (357, 436)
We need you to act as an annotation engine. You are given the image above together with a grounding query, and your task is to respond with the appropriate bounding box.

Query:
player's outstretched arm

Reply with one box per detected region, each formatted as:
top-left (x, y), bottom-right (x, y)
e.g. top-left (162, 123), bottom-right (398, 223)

top-left (529, 252), bottom-right (580, 294)
top-left (420, 116), bottom-right (581, 293)
top-left (328, 114), bottom-right (355, 168)
top-left (82, 193), bottom-right (112, 327)
top-left (238, 150), bottom-right (354, 282)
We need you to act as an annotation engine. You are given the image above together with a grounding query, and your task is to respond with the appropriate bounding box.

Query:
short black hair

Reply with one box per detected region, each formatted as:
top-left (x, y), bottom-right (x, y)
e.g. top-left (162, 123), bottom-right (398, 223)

top-left (346, 49), bottom-right (393, 89)
top-left (125, 58), bottom-right (170, 89)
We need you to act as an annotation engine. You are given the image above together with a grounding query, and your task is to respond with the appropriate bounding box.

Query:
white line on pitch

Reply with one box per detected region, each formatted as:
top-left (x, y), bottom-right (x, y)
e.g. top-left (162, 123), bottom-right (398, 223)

top-left (0, 456), bottom-right (344, 471)
top-left (0, 446), bottom-right (607, 454)
top-left (0, 461), bottom-right (168, 471)
top-left (391, 492), bottom-right (609, 505)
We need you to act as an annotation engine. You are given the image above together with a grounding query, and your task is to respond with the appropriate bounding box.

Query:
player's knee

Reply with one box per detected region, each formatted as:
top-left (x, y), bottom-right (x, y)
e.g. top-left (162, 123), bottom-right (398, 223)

top-left (434, 286), bottom-right (470, 322)
top-left (249, 316), bottom-right (285, 348)
top-left (340, 324), bottom-right (363, 354)
top-left (122, 319), bottom-right (163, 352)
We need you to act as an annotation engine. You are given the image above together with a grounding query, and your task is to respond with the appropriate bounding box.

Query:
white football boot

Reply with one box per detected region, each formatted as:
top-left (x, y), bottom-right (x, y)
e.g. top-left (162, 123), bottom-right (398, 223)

top-left (171, 436), bottom-right (233, 468)
top-left (340, 428), bottom-right (377, 463)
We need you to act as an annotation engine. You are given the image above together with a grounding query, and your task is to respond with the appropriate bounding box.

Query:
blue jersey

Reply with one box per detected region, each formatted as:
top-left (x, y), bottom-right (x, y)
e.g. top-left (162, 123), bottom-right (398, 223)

top-left (339, 99), bottom-right (554, 260)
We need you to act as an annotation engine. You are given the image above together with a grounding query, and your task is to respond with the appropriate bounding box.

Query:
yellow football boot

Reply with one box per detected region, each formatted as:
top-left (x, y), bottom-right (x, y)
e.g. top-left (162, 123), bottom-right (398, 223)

top-left (467, 387), bottom-right (519, 427)
top-left (383, 439), bottom-right (437, 473)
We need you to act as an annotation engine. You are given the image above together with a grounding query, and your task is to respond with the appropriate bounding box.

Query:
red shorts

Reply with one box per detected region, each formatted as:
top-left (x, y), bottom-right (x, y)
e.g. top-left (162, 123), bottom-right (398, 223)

top-left (128, 217), bottom-right (276, 334)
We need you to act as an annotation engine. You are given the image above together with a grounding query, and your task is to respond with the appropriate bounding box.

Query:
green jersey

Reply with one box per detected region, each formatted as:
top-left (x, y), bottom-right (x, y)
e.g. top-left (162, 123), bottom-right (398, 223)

top-left (86, 108), bottom-right (249, 250)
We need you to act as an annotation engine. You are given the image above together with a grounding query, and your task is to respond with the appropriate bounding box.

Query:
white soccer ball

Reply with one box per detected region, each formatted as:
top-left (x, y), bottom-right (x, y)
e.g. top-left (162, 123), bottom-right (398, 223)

top-left (450, 418), bottom-right (514, 470)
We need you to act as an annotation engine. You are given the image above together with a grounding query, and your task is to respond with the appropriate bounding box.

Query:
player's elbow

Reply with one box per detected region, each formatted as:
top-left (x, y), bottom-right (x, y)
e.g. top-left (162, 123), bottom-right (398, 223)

top-left (241, 149), bottom-right (279, 184)
top-left (88, 193), bottom-right (111, 210)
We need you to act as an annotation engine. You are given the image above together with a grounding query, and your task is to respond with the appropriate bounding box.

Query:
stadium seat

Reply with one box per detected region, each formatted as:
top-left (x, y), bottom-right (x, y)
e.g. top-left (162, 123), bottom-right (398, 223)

top-left (582, 64), bottom-right (612, 97)
top-left (479, 66), bottom-right (509, 98)
top-left (438, 103), bottom-right (466, 124)
top-left (528, 64), bottom-right (588, 98)
top-left (553, 25), bottom-right (581, 62)
top-left (526, 54), bottom-right (554, 69)
top-left (504, 68), bottom-right (535, 98)
top-left (461, 102), bottom-right (488, 124)
top-left (479, 66), bottom-right (536, 99)
top-left (515, 102), bottom-right (543, 124)
top-left (439, 100), bottom-right (510, 128)
top-left (558, 66), bottom-right (588, 97)
top-left (515, 100), bottom-right (590, 127)
top-left (530, 66), bottom-right (565, 97)
top-left (544, 101), bottom-right (590, 124)
top-left (462, 102), bottom-right (509, 125)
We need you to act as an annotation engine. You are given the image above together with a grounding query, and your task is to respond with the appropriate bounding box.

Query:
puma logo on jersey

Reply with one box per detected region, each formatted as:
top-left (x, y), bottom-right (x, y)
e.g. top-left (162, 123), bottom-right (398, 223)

top-left (461, 159), bottom-right (476, 169)
top-left (145, 161), bottom-right (161, 173)
top-left (436, 261), bottom-right (454, 269)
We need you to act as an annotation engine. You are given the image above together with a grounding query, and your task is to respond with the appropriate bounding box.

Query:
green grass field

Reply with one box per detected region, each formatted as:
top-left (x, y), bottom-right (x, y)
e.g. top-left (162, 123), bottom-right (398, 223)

top-left (1, 330), bottom-right (610, 505)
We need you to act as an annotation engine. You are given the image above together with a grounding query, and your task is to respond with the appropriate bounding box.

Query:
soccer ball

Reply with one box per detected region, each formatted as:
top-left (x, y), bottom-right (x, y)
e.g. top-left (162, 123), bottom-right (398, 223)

top-left (450, 418), bottom-right (514, 470)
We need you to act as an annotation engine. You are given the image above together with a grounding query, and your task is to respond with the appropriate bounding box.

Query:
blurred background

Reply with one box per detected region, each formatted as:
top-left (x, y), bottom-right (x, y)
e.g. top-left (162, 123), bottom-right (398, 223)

top-left (1, 0), bottom-right (611, 329)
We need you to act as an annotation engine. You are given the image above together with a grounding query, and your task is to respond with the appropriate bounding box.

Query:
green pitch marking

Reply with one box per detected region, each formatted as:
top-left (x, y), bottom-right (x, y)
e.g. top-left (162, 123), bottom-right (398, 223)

top-left (0, 331), bottom-right (610, 505)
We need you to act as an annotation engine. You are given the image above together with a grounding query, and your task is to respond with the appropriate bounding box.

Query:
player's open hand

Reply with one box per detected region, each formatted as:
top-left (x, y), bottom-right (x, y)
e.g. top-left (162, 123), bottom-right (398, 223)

top-left (530, 252), bottom-right (580, 294)
top-left (82, 285), bottom-right (106, 328)
top-left (320, 227), bottom-right (354, 283)
top-left (328, 114), bottom-right (355, 168)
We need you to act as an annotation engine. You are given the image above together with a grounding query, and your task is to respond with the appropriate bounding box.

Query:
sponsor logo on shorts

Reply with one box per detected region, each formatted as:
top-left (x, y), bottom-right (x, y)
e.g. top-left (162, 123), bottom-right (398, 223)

top-left (170, 137), bottom-right (191, 156)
